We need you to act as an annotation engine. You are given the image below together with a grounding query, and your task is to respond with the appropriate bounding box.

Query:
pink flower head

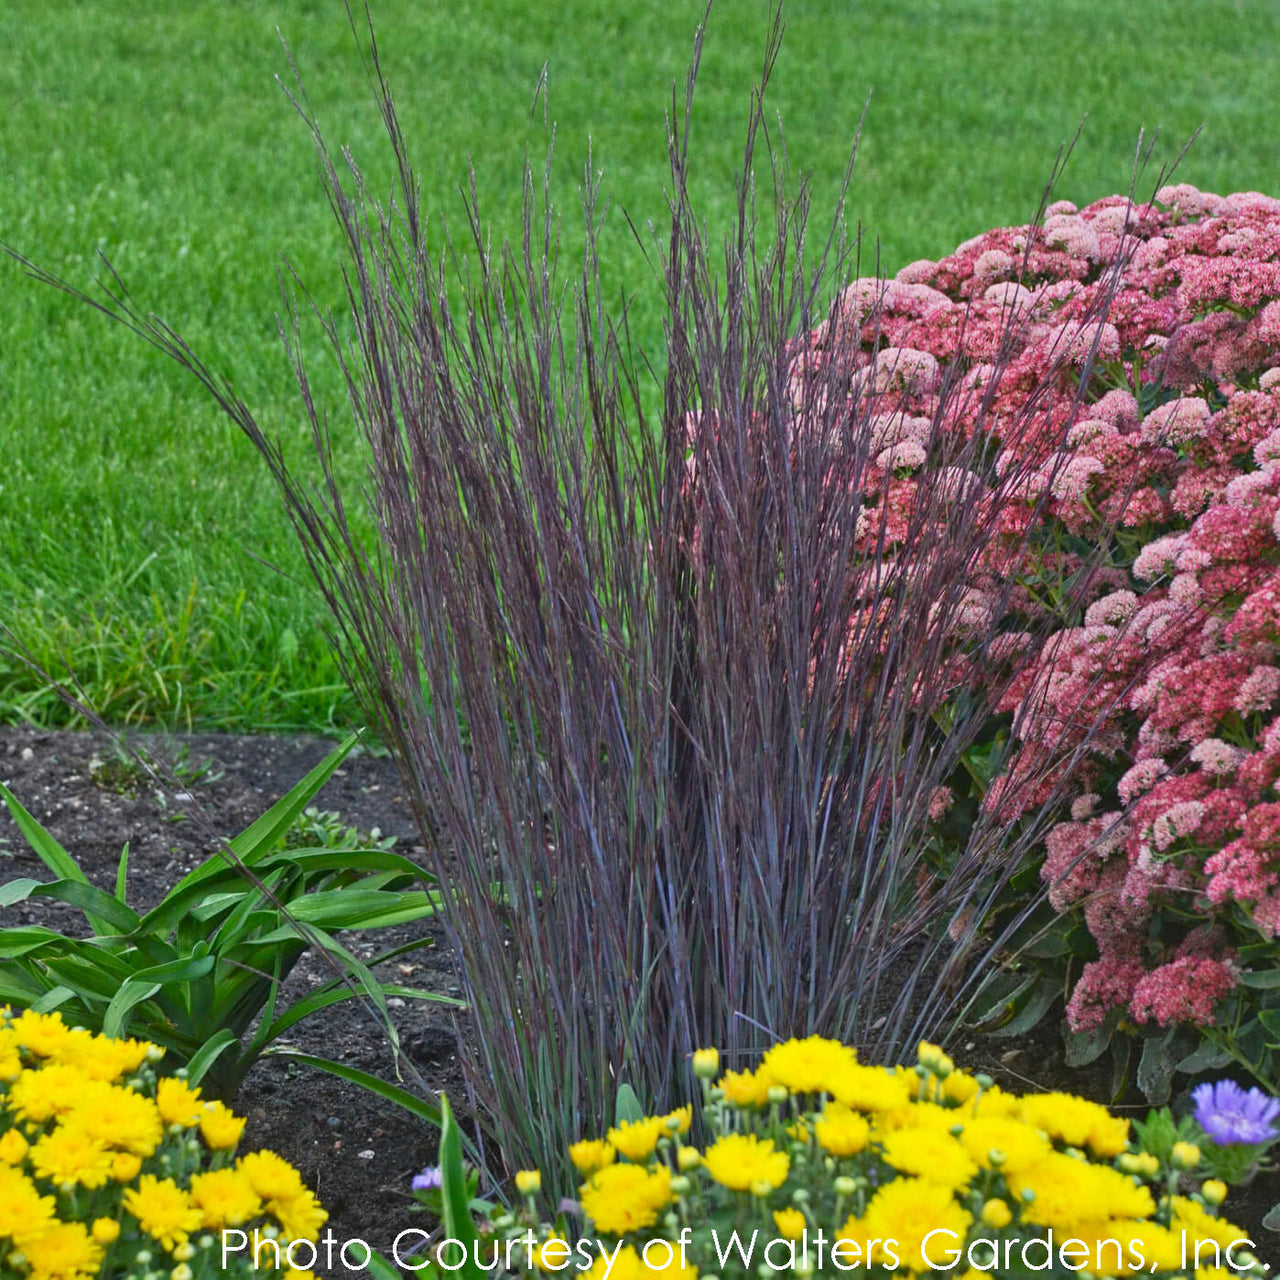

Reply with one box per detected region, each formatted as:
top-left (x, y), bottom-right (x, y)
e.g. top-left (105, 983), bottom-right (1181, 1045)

top-left (869, 346), bottom-right (939, 394)
top-left (928, 786), bottom-right (954, 821)
top-left (1139, 396), bottom-right (1212, 446)
top-left (1130, 956), bottom-right (1237, 1027)
top-left (1156, 183), bottom-right (1225, 218)
top-left (1043, 214), bottom-right (1101, 261)
top-left (1084, 590), bottom-right (1138, 627)
top-left (1189, 738), bottom-right (1244, 776)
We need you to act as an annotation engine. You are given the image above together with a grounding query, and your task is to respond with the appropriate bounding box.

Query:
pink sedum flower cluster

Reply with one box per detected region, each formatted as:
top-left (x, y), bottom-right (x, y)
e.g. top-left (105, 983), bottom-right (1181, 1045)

top-left (795, 184), bottom-right (1280, 1042)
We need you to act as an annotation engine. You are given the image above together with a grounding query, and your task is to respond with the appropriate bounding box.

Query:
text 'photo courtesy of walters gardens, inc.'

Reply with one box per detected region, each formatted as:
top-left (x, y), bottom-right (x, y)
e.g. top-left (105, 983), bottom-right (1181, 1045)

top-left (220, 1224), bottom-right (1267, 1275)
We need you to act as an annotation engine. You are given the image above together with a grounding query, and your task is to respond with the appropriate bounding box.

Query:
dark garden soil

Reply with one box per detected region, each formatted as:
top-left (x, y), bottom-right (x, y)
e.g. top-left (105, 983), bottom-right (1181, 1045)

top-left (0, 724), bottom-right (1274, 1267)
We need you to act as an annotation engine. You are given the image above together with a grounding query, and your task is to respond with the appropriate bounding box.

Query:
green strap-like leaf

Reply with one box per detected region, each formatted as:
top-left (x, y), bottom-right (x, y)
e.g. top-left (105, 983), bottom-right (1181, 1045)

top-left (0, 926), bottom-right (68, 958)
top-left (115, 842), bottom-right (130, 904)
top-left (103, 981), bottom-right (163, 1038)
top-left (437, 1092), bottom-right (485, 1280)
top-left (132, 735), bottom-right (359, 934)
top-left (30, 985), bottom-right (78, 1014)
top-left (262, 983), bottom-right (464, 1044)
top-left (0, 783), bottom-right (118, 935)
top-left (0, 782), bottom-right (90, 884)
top-left (227, 734), bottom-right (360, 863)
top-left (283, 889), bottom-right (437, 930)
top-left (185, 1029), bottom-right (240, 1088)
top-left (101, 952), bottom-right (218, 1038)
top-left (614, 1082), bottom-right (645, 1126)
top-left (24, 879), bottom-right (140, 935)
top-left (262, 1049), bottom-right (443, 1128)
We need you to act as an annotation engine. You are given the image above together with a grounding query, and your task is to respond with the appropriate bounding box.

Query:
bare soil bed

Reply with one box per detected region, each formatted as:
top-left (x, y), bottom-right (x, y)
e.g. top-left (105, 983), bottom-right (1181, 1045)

top-left (0, 725), bottom-right (1273, 1268)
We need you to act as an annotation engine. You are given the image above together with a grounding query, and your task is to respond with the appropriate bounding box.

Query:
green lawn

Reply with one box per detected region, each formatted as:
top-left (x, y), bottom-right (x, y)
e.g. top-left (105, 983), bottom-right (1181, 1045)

top-left (3, 0), bottom-right (1279, 732)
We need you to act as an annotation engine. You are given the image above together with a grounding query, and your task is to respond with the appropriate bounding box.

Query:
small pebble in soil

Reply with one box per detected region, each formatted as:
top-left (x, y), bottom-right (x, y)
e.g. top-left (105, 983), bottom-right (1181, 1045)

top-left (358, 1149), bottom-right (375, 1160)
top-left (328, 1117), bottom-right (342, 1128)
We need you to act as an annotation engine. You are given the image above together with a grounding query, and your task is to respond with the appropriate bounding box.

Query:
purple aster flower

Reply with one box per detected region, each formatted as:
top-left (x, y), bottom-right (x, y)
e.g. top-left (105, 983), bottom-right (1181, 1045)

top-left (1192, 1079), bottom-right (1280, 1145)
top-left (411, 1166), bottom-right (444, 1192)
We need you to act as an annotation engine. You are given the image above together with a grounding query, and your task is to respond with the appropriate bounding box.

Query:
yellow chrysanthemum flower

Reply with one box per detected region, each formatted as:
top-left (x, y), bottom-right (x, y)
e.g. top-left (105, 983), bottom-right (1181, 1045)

top-left (1169, 1196), bottom-right (1249, 1251)
top-left (271, 1188), bottom-right (328, 1242)
top-left (880, 1100), bottom-right (961, 1133)
top-left (1007, 1153), bottom-right (1154, 1231)
top-left (156, 1077), bottom-right (204, 1128)
top-left (569, 1139), bottom-right (615, 1174)
top-left (606, 1115), bottom-right (667, 1161)
top-left (663, 1105), bottom-right (692, 1136)
top-left (68, 1081), bottom-right (164, 1157)
top-left (579, 1162), bottom-right (671, 1235)
top-left (813, 1102), bottom-right (870, 1156)
top-left (879, 1127), bottom-right (978, 1190)
top-left (9, 1009), bottom-right (74, 1058)
top-left (580, 1244), bottom-right (694, 1280)
top-left (966, 1083), bottom-right (1024, 1120)
top-left (237, 1150), bottom-right (306, 1202)
top-left (702, 1133), bottom-right (789, 1192)
top-left (198, 1100), bottom-right (246, 1151)
top-left (957, 1115), bottom-right (1051, 1173)
top-left (122, 1174), bottom-right (204, 1252)
top-left (838, 1177), bottom-right (971, 1275)
top-left (111, 1152), bottom-right (143, 1183)
top-left (1098, 1219), bottom-right (1185, 1272)
top-left (7, 1063), bottom-right (94, 1124)
top-left (20, 1220), bottom-right (103, 1280)
top-left (758, 1035), bottom-right (858, 1095)
top-left (718, 1068), bottom-right (770, 1108)
top-left (0, 1033), bottom-right (21, 1081)
top-left (938, 1069), bottom-right (980, 1106)
top-left (772, 1208), bottom-right (806, 1240)
top-left (0, 1128), bottom-right (29, 1164)
top-left (49, 1029), bottom-right (151, 1082)
top-left (29, 1123), bottom-right (115, 1190)
top-left (0, 1165), bottom-right (57, 1243)
top-left (827, 1063), bottom-right (913, 1113)
top-left (189, 1168), bottom-right (264, 1228)
top-left (1019, 1091), bottom-right (1130, 1156)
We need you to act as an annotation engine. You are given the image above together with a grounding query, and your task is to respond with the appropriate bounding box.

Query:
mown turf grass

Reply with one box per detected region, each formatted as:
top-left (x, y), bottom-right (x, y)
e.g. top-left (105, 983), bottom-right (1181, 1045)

top-left (4, 0), bottom-right (1279, 731)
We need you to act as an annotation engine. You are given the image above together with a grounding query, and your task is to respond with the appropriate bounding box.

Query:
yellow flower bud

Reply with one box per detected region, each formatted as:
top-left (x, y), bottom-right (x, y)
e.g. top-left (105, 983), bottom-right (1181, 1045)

top-left (692, 1048), bottom-right (720, 1079)
top-left (980, 1199), bottom-right (1012, 1229)
top-left (917, 1041), bottom-right (942, 1070)
top-left (1201, 1178), bottom-right (1227, 1206)
top-left (569, 1140), bottom-right (615, 1174)
top-left (111, 1152), bottom-right (142, 1183)
top-left (0, 1130), bottom-right (28, 1165)
top-left (677, 1147), bottom-right (702, 1172)
top-left (772, 1208), bottom-right (806, 1240)
top-left (515, 1169), bottom-right (542, 1196)
top-left (1118, 1150), bottom-right (1161, 1178)
top-left (833, 1176), bottom-right (856, 1196)
top-left (1171, 1141), bottom-right (1200, 1170)
top-left (749, 1178), bottom-right (774, 1197)
top-left (91, 1219), bottom-right (121, 1245)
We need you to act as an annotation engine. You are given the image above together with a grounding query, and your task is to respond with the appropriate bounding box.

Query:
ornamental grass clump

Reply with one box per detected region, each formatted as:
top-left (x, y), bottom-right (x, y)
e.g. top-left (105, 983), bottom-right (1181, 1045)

top-left (501, 1037), bottom-right (1266, 1279)
top-left (10, 9), bottom-right (1150, 1195)
top-left (805, 184), bottom-right (1280, 1091)
top-left (0, 1009), bottom-right (328, 1280)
